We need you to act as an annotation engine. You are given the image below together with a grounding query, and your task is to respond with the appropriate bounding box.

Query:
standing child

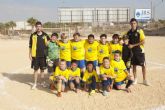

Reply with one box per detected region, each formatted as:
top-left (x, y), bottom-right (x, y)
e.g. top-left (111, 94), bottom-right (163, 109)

top-left (122, 35), bottom-right (133, 72)
top-left (49, 59), bottom-right (69, 97)
top-left (100, 57), bottom-right (116, 96)
top-left (111, 50), bottom-right (133, 93)
top-left (68, 60), bottom-right (81, 92)
top-left (82, 61), bottom-right (99, 95)
top-left (109, 34), bottom-right (123, 61)
top-left (47, 33), bottom-right (59, 75)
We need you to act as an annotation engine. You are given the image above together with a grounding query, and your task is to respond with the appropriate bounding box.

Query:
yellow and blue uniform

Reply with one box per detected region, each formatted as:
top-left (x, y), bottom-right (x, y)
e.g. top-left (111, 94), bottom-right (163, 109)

top-left (70, 40), bottom-right (86, 68)
top-left (49, 66), bottom-right (70, 81)
top-left (82, 70), bottom-right (99, 84)
top-left (69, 68), bottom-right (81, 78)
top-left (110, 59), bottom-right (128, 83)
top-left (97, 42), bottom-right (109, 64)
top-left (109, 41), bottom-right (122, 60)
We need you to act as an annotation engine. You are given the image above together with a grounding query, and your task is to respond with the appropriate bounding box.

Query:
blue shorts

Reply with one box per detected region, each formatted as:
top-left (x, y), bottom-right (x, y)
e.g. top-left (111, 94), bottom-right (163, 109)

top-left (115, 81), bottom-right (124, 86)
top-left (85, 60), bottom-right (98, 68)
top-left (77, 60), bottom-right (85, 69)
top-left (66, 61), bottom-right (71, 68)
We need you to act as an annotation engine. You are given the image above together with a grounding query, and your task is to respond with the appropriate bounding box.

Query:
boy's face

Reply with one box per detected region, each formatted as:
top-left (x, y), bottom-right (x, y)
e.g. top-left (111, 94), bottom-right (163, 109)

top-left (88, 37), bottom-right (94, 44)
top-left (61, 37), bottom-right (68, 43)
top-left (73, 35), bottom-right (80, 42)
top-left (100, 37), bottom-right (106, 44)
top-left (114, 53), bottom-right (120, 61)
top-left (112, 38), bottom-right (119, 44)
top-left (71, 63), bottom-right (77, 70)
top-left (35, 24), bottom-right (42, 32)
top-left (87, 64), bottom-right (93, 72)
top-left (51, 36), bottom-right (57, 42)
top-left (59, 61), bottom-right (66, 70)
top-left (103, 59), bottom-right (110, 68)
top-left (123, 39), bottom-right (129, 45)
top-left (130, 21), bottom-right (138, 30)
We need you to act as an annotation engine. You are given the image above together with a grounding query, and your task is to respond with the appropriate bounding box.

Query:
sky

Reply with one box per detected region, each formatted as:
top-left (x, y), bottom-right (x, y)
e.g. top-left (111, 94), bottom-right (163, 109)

top-left (0, 0), bottom-right (164, 23)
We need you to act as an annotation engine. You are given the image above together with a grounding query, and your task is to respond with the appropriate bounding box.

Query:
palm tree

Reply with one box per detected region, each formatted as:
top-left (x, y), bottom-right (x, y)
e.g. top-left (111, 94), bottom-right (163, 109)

top-left (8, 21), bottom-right (16, 35)
top-left (27, 17), bottom-right (38, 32)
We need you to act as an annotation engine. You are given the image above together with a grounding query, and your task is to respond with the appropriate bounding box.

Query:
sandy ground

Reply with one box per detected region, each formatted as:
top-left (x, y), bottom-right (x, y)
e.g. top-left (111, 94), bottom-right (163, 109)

top-left (0, 36), bottom-right (165, 110)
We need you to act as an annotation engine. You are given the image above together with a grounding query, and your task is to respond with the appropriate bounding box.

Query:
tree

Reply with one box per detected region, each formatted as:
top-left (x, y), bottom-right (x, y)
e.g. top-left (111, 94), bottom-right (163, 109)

top-left (8, 21), bottom-right (16, 35)
top-left (27, 17), bottom-right (38, 32)
top-left (0, 23), bottom-right (5, 34)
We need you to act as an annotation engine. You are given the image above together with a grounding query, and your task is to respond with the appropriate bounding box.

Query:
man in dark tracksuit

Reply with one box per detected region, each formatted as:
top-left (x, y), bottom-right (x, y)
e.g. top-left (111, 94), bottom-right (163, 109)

top-left (127, 18), bottom-right (149, 86)
top-left (29, 21), bottom-right (50, 89)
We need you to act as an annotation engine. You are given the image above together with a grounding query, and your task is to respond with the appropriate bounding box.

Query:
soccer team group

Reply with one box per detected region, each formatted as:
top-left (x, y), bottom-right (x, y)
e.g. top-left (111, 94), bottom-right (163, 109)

top-left (29, 18), bottom-right (150, 97)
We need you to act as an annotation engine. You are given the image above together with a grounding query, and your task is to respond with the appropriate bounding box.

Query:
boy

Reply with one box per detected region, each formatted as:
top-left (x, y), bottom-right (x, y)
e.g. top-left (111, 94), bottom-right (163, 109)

top-left (100, 57), bottom-right (116, 96)
top-left (58, 33), bottom-right (71, 67)
top-left (98, 34), bottom-right (109, 66)
top-left (47, 33), bottom-right (59, 75)
top-left (70, 32), bottom-right (86, 77)
top-left (68, 60), bottom-right (81, 92)
top-left (49, 59), bottom-right (69, 97)
top-left (82, 61), bottom-right (99, 95)
top-left (110, 50), bottom-right (133, 93)
top-left (29, 21), bottom-right (50, 89)
top-left (84, 34), bottom-right (99, 68)
top-left (109, 34), bottom-right (123, 61)
top-left (122, 35), bottom-right (133, 72)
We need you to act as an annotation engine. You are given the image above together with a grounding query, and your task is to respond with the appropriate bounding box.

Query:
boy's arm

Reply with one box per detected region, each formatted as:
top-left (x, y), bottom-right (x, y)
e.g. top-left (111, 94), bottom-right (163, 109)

top-left (29, 35), bottom-right (32, 61)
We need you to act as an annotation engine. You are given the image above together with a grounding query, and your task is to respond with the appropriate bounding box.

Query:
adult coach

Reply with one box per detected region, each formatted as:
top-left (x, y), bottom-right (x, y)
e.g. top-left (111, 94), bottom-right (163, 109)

top-left (29, 21), bottom-right (50, 89)
top-left (127, 18), bottom-right (149, 86)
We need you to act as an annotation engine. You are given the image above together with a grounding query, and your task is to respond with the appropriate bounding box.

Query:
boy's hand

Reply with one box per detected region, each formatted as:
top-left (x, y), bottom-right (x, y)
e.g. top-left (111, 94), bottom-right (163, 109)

top-left (128, 44), bottom-right (134, 49)
top-left (29, 54), bottom-right (32, 61)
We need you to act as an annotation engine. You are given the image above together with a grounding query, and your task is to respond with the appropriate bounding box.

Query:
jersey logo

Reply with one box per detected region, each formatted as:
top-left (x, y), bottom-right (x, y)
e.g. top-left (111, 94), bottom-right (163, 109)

top-left (88, 48), bottom-right (92, 52)
top-left (73, 46), bottom-right (77, 50)
top-left (61, 46), bottom-right (65, 50)
top-left (99, 49), bottom-right (104, 53)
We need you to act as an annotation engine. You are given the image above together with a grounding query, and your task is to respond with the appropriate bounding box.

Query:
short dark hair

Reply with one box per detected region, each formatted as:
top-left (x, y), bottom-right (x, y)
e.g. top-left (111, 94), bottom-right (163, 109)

top-left (103, 57), bottom-right (110, 61)
top-left (51, 33), bottom-right (58, 38)
top-left (35, 21), bottom-right (42, 26)
top-left (122, 35), bottom-right (129, 40)
top-left (88, 34), bottom-right (95, 39)
top-left (71, 60), bottom-right (78, 65)
top-left (86, 61), bottom-right (94, 67)
top-left (73, 32), bottom-right (80, 37)
top-left (114, 50), bottom-right (122, 55)
top-left (60, 59), bottom-right (66, 63)
top-left (130, 18), bottom-right (138, 23)
top-left (112, 34), bottom-right (119, 39)
top-left (100, 34), bottom-right (107, 39)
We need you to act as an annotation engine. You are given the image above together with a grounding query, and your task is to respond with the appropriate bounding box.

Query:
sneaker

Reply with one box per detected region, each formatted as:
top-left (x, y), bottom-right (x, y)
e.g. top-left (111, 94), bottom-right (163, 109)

top-left (143, 80), bottom-right (150, 86)
top-left (102, 90), bottom-right (108, 96)
top-left (57, 92), bottom-right (62, 97)
top-left (32, 84), bottom-right (37, 90)
top-left (89, 90), bottom-right (96, 95)
top-left (41, 81), bottom-right (47, 88)
top-left (133, 78), bottom-right (137, 85)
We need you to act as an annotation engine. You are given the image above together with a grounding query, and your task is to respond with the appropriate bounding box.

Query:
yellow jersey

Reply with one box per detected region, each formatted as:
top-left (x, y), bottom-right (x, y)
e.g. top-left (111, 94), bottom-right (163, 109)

top-left (99, 65), bottom-right (116, 78)
top-left (98, 42), bottom-right (110, 63)
top-left (82, 70), bottom-right (99, 83)
top-left (58, 41), bottom-right (71, 61)
top-left (84, 40), bottom-right (99, 61)
top-left (70, 40), bottom-right (86, 60)
top-left (109, 41), bottom-right (123, 60)
top-left (69, 68), bottom-right (81, 77)
top-left (110, 59), bottom-right (127, 82)
top-left (50, 66), bottom-right (69, 81)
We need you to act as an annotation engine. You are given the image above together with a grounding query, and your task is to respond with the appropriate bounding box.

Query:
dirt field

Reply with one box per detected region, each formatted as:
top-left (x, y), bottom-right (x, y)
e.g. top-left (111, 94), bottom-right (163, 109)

top-left (0, 36), bottom-right (165, 110)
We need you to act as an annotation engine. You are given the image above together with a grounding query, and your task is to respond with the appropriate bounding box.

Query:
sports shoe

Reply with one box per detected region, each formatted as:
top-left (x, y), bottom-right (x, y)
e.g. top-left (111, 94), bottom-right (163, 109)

top-left (102, 90), bottom-right (108, 96)
top-left (143, 80), bottom-right (150, 86)
top-left (32, 84), bottom-right (37, 90)
top-left (57, 92), bottom-right (62, 97)
top-left (133, 78), bottom-right (137, 85)
top-left (89, 90), bottom-right (96, 95)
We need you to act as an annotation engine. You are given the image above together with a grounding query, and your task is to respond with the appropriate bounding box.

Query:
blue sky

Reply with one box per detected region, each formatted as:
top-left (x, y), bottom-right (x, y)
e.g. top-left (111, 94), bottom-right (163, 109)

top-left (0, 0), bottom-right (164, 22)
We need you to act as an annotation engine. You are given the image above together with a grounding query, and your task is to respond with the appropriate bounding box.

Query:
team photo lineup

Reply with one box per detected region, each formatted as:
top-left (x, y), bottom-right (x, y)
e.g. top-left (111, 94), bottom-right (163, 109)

top-left (29, 18), bottom-right (150, 97)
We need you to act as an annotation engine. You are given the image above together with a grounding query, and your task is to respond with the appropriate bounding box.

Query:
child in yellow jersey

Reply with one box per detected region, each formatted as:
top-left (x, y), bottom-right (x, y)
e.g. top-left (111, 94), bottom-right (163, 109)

top-left (109, 34), bottom-right (123, 60)
top-left (49, 59), bottom-right (69, 97)
top-left (68, 60), bottom-right (81, 93)
top-left (70, 32), bottom-right (86, 77)
top-left (98, 34), bottom-right (110, 66)
top-left (110, 50), bottom-right (133, 93)
top-left (82, 61), bottom-right (99, 95)
top-left (58, 33), bottom-right (71, 67)
top-left (85, 34), bottom-right (99, 68)
top-left (100, 57), bottom-right (116, 96)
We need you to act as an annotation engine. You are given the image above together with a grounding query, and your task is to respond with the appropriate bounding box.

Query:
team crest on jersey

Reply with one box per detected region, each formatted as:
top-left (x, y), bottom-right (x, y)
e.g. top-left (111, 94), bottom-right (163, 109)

top-left (88, 48), bottom-right (92, 52)
top-left (61, 46), bottom-right (65, 50)
top-left (99, 49), bottom-right (104, 53)
top-left (73, 46), bottom-right (77, 50)
top-left (114, 68), bottom-right (118, 72)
